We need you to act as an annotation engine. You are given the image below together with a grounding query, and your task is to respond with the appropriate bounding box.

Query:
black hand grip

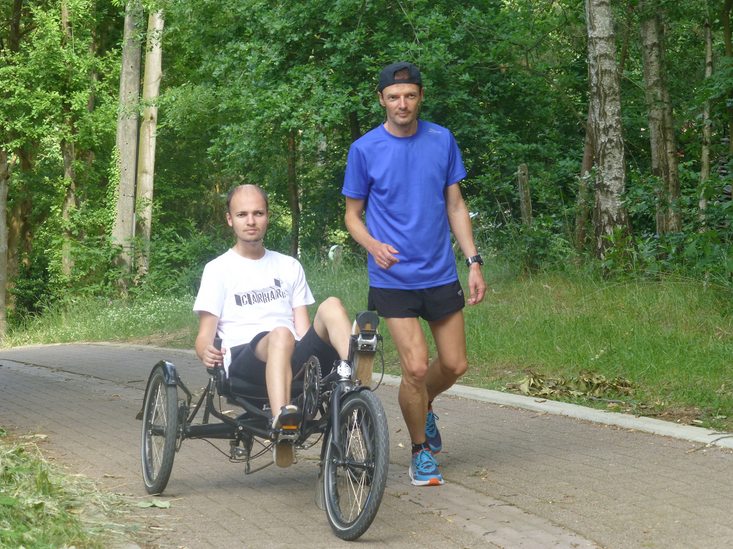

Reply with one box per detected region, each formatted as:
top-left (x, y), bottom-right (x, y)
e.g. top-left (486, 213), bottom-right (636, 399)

top-left (213, 337), bottom-right (222, 368)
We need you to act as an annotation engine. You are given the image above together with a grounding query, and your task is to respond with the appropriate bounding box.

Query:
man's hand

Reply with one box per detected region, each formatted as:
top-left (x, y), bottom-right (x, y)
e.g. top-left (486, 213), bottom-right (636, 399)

top-left (202, 343), bottom-right (226, 370)
top-left (467, 263), bottom-right (486, 305)
top-left (345, 197), bottom-right (399, 270)
top-left (371, 242), bottom-right (400, 270)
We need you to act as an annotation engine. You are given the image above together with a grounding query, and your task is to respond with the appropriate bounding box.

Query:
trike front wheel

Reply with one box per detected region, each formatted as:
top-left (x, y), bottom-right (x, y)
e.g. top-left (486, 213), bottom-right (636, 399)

top-left (141, 366), bottom-right (179, 494)
top-left (323, 389), bottom-right (389, 540)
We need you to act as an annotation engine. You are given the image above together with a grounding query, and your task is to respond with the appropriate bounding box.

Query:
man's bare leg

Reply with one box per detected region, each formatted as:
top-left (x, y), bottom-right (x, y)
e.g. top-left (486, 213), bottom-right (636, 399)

top-left (254, 327), bottom-right (298, 468)
top-left (384, 317), bottom-right (431, 445)
top-left (254, 326), bottom-right (296, 412)
top-left (312, 297), bottom-right (352, 359)
top-left (425, 310), bottom-right (468, 401)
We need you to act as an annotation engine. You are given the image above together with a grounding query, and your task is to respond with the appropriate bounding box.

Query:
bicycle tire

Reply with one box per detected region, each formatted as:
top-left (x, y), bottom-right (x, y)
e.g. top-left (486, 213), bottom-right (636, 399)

top-left (141, 367), bottom-right (179, 494)
top-left (323, 389), bottom-right (389, 540)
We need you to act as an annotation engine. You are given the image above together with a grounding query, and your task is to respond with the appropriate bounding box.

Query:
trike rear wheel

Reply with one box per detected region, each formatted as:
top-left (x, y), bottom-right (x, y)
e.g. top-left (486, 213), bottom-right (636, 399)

top-left (141, 367), bottom-right (179, 494)
top-left (323, 389), bottom-right (389, 540)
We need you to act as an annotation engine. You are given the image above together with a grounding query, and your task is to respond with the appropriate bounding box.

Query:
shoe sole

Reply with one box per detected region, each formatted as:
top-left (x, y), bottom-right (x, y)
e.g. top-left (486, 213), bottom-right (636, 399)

top-left (274, 444), bottom-right (294, 468)
top-left (408, 466), bottom-right (444, 486)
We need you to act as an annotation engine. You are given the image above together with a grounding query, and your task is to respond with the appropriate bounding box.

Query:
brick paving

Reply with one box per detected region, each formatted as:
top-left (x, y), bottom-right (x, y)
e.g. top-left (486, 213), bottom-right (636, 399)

top-left (1, 343), bottom-right (732, 548)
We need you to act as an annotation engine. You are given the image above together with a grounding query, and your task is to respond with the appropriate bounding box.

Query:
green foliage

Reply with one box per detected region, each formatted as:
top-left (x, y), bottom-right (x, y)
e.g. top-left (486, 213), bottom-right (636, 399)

top-left (3, 0), bottom-right (733, 310)
top-left (139, 221), bottom-right (233, 296)
top-left (8, 255), bottom-right (57, 320)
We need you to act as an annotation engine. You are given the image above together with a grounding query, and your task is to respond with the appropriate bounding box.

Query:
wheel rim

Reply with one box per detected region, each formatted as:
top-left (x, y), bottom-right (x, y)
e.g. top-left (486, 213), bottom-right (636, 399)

top-left (146, 381), bottom-right (167, 481)
top-left (330, 405), bottom-right (374, 524)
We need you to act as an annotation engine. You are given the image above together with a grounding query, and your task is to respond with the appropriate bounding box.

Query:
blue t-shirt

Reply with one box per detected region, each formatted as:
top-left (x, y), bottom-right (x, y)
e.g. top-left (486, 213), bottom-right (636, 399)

top-left (342, 120), bottom-right (467, 289)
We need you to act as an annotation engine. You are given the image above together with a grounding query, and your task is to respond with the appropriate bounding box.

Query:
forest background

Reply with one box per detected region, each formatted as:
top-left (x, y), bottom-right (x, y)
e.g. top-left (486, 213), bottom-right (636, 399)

top-left (3, 0), bottom-right (733, 428)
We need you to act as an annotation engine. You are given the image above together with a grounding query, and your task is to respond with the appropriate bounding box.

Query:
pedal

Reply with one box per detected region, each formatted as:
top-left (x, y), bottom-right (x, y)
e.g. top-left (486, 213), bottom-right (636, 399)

top-left (271, 405), bottom-right (302, 442)
top-left (274, 429), bottom-right (299, 442)
top-left (352, 311), bottom-right (380, 387)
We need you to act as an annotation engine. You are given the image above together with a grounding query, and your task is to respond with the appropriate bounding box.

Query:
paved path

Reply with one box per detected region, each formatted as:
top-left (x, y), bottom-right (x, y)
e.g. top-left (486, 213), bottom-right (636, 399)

top-left (1, 343), bottom-right (732, 549)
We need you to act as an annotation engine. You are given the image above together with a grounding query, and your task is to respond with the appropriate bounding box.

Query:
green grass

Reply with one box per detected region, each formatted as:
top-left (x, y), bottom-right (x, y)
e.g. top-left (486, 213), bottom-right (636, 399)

top-left (0, 430), bottom-right (137, 548)
top-left (461, 267), bottom-right (733, 429)
top-left (6, 259), bottom-right (733, 430)
top-left (4, 293), bottom-right (198, 348)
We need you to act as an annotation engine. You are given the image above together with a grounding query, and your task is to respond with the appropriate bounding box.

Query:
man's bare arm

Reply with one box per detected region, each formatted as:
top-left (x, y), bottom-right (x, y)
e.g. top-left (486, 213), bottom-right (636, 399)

top-left (344, 196), bottom-right (399, 269)
top-left (445, 184), bottom-right (486, 305)
top-left (195, 311), bottom-right (225, 368)
top-left (293, 305), bottom-right (311, 339)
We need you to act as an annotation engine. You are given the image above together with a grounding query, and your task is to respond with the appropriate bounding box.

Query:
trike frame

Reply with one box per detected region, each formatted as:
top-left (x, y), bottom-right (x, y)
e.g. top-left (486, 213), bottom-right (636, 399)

top-left (138, 311), bottom-right (389, 541)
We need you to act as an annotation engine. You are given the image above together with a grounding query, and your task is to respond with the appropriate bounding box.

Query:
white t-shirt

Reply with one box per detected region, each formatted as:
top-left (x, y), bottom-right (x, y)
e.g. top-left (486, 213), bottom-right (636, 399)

top-left (193, 249), bottom-right (315, 372)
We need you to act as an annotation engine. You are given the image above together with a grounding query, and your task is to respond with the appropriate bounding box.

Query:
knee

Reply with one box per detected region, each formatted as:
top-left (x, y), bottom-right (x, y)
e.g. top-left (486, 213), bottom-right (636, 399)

top-left (267, 327), bottom-right (295, 350)
top-left (401, 357), bottom-right (430, 387)
top-left (318, 296), bottom-right (345, 316)
top-left (441, 356), bottom-right (468, 378)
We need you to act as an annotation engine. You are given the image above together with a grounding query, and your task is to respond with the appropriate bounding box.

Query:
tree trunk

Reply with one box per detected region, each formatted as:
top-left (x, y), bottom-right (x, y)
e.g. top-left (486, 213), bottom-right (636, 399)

top-left (0, 151), bottom-right (12, 338)
top-left (112, 0), bottom-right (142, 289)
top-left (4, 0), bottom-right (23, 319)
top-left (60, 0), bottom-right (77, 277)
top-left (135, 10), bottom-right (164, 277)
top-left (287, 132), bottom-right (300, 257)
top-left (699, 9), bottom-right (714, 222)
top-left (349, 111), bottom-right (361, 142)
top-left (722, 0), bottom-right (733, 155)
top-left (617, 3), bottom-right (635, 79)
top-left (7, 151), bottom-right (33, 283)
top-left (586, 0), bottom-right (630, 259)
top-left (60, 135), bottom-right (77, 277)
top-left (576, 111), bottom-right (594, 251)
top-left (9, 0), bottom-right (22, 53)
top-left (640, 2), bottom-right (680, 234)
top-left (517, 164), bottom-right (532, 226)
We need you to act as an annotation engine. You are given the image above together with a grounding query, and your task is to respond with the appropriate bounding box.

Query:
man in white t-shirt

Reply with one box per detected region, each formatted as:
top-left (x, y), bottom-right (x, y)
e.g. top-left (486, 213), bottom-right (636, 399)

top-left (194, 184), bottom-right (353, 467)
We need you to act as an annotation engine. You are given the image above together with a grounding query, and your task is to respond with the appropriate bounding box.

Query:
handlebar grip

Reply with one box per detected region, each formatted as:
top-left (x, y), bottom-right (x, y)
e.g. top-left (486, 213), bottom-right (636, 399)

top-left (213, 337), bottom-right (222, 369)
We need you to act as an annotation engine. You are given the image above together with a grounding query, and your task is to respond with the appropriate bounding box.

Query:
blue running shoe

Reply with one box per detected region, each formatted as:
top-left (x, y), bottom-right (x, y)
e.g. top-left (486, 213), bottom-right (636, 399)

top-left (409, 448), bottom-right (444, 486)
top-left (425, 405), bottom-right (442, 454)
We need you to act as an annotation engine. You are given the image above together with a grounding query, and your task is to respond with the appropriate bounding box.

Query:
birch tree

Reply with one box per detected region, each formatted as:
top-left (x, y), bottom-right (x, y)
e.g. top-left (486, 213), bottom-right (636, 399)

top-left (135, 9), bottom-right (163, 276)
top-left (585, 0), bottom-right (629, 258)
top-left (112, 0), bottom-right (142, 288)
top-left (722, 0), bottom-right (733, 156)
top-left (640, 0), bottom-right (681, 234)
top-left (699, 8), bottom-right (714, 221)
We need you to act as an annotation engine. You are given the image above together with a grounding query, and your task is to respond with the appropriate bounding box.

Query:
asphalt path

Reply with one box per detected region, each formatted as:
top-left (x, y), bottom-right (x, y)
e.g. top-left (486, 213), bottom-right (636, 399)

top-left (1, 343), bottom-right (732, 549)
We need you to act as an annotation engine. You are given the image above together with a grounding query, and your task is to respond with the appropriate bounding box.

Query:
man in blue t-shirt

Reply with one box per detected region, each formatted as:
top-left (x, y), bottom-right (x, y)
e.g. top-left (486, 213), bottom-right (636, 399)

top-left (343, 62), bottom-right (487, 486)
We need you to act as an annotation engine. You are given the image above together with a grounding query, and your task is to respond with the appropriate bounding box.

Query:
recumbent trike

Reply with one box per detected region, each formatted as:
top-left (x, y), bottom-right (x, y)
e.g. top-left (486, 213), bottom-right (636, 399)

top-left (137, 311), bottom-right (389, 541)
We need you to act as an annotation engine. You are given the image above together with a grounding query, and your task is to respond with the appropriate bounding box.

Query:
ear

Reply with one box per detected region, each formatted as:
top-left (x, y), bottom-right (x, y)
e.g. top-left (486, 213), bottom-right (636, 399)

top-left (226, 212), bottom-right (233, 227)
top-left (378, 92), bottom-right (386, 107)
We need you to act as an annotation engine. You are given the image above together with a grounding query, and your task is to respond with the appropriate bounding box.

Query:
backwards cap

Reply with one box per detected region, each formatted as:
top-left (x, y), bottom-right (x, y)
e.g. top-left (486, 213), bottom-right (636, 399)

top-left (378, 62), bottom-right (422, 93)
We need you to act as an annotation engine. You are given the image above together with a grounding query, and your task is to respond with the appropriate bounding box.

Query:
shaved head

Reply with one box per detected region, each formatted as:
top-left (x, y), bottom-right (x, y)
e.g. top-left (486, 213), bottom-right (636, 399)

top-left (226, 184), bottom-right (269, 213)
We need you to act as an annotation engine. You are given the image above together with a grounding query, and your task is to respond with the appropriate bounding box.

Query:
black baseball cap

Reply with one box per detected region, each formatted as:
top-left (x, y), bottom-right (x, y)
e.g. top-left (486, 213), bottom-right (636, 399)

top-left (378, 62), bottom-right (423, 93)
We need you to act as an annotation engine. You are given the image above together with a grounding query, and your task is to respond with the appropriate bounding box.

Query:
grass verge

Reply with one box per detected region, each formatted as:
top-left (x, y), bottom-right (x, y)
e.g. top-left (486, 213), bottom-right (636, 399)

top-left (0, 429), bottom-right (138, 548)
top-left (5, 259), bottom-right (733, 430)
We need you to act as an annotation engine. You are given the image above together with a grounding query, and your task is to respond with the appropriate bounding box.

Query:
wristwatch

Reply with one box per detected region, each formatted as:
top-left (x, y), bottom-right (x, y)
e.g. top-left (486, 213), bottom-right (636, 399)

top-left (466, 254), bottom-right (483, 267)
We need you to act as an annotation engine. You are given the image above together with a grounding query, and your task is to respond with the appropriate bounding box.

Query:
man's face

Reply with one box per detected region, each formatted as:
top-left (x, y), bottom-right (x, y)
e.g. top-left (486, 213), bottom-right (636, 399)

top-left (378, 83), bottom-right (423, 130)
top-left (226, 188), bottom-right (270, 244)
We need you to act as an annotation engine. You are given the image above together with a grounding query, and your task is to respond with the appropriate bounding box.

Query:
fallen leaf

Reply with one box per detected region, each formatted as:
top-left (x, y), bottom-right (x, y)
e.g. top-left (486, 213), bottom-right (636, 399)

top-left (138, 499), bottom-right (171, 509)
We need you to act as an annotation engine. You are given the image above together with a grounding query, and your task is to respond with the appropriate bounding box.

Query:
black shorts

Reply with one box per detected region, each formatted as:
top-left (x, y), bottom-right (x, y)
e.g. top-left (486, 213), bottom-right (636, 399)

top-left (228, 325), bottom-right (339, 386)
top-left (367, 280), bottom-right (465, 322)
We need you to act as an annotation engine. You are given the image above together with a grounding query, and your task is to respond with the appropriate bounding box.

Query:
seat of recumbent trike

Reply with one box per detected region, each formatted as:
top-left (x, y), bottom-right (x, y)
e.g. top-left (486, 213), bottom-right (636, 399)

top-left (222, 376), bottom-right (305, 407)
